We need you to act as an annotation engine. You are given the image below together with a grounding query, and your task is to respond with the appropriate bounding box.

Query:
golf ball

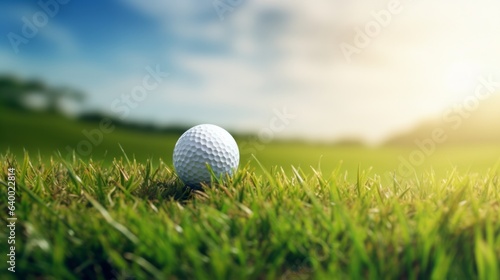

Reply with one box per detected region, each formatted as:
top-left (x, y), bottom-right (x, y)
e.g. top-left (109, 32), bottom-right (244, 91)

top-left (173, 124), bottom-right (239, 187)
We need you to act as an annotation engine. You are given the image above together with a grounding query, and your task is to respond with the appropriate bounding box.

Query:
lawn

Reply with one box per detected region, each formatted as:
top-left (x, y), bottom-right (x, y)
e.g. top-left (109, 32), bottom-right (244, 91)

top-left (2, 103), bottom-right (500, 182)
top-left (1, 105), bottom-right (500, 279)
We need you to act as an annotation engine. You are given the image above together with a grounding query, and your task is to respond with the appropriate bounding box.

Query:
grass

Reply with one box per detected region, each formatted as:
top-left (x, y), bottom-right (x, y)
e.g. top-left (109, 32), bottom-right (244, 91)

top-left (1, 151), bottom-right (499, 279)
top-left (0, 104), bottom-right (181, 163)
top-left (2, 104), bottom-right (500, 278)
top-left (3, 102), bottom-right (500, 183)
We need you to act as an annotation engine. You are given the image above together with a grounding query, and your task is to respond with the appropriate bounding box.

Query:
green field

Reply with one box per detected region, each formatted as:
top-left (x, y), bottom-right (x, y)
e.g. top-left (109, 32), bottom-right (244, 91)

top-left (2, 103), bottom-right (500, 182)
top-left (1, 105), bottom-right (500, 279)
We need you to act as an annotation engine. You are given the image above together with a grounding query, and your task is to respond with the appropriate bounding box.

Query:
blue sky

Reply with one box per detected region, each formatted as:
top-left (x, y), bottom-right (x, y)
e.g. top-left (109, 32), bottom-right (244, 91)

top-left (2, 0), bottom-right (500, 143)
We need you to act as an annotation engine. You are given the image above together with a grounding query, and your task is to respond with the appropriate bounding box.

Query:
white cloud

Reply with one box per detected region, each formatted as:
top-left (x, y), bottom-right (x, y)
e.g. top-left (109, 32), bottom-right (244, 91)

top-left (43, 0), bottom-right (500, 142)
top-left (39, 23), bottom-right (80, 55)
top-left (253, 0), bottom-right (500, 142)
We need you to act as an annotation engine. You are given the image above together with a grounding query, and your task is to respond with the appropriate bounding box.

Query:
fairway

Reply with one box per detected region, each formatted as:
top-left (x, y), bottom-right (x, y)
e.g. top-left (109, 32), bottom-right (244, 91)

top-left (3, 104), bottom-right (500, 182)
top-left (2, 108), bottom-right (500, 279)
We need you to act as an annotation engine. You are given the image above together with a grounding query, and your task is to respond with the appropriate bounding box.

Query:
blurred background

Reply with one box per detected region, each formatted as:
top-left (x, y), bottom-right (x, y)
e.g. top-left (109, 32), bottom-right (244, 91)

top-left (1, 0), bottom-right (500, 178)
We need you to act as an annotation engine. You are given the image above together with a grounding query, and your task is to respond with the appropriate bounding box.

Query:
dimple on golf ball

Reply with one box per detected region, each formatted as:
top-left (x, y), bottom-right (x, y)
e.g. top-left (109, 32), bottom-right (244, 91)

top-left (173, 124), bottom-right (239, 187)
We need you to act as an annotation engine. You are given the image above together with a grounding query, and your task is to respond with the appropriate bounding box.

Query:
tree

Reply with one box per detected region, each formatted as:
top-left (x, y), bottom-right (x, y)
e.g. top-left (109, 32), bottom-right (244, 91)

top-left (0, 75), bottom-right (85, 113)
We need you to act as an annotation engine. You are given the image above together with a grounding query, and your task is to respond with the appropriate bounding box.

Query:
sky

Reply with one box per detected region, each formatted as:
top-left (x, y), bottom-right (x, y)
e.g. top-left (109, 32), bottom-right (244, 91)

top-left (1, 0), bottom-right (500, 144)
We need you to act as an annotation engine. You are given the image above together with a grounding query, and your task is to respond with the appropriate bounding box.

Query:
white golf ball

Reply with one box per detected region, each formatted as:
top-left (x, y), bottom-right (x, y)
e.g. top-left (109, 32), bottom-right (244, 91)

top-left (173, 124), bottom-right (239, 187)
